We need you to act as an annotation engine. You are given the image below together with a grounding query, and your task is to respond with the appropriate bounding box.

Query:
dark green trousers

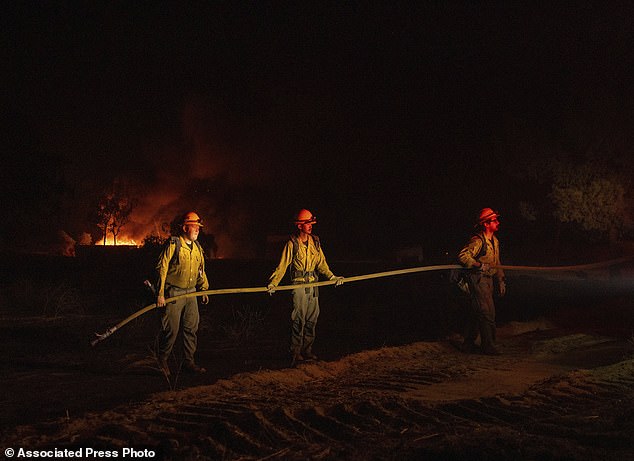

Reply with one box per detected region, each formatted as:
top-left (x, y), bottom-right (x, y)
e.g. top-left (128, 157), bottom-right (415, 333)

top-left (465, 273), bottom-right (496, 349)
top-left (158, 286), bottom-right (199, 364)
top-left (290, 286), bottom-right (320, 354)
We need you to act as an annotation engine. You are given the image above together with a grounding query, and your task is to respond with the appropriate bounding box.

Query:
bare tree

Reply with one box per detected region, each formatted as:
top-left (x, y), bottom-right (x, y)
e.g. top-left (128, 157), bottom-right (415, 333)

top-left (108, 192), bottom-right (135, 245)
top-left (91, 181), bottom-right (136, 245)
top-left (92, 195), bottom-right (114, 245)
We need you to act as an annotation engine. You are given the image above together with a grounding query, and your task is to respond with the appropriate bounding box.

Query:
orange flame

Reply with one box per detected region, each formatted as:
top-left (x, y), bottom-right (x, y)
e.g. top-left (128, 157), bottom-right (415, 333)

top-left (95, 235), bottom-right (140, 246)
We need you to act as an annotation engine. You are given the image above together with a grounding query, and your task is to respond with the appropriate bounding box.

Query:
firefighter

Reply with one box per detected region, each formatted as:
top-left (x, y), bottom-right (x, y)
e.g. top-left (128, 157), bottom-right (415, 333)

top-left (156, 211), bottom-right (210, 376)
top-left (458, 208), bottom-right (506, 355)
top-left (267, 209), bottom-right (344, 366)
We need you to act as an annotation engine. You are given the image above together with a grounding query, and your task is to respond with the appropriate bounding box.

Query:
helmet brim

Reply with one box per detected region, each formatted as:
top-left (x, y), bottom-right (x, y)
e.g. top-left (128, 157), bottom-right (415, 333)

top-left (477, 213), bottom-right (500, 226)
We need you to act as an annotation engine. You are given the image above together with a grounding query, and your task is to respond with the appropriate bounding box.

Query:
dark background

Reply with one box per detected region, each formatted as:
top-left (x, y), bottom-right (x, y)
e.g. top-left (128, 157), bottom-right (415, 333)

top-left (2, 7), bottom-right (634, 452)
top-left (2, 2), bottom-right (633, 259)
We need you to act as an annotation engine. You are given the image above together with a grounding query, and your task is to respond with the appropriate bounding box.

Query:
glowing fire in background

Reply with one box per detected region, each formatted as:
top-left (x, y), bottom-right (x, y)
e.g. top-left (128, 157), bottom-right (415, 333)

top-left (41, 99), bottom-right (273, 258)
top-left (95, 236), bottom-right (140, 246)
top-left (80, 99), bottom-right (265, 258)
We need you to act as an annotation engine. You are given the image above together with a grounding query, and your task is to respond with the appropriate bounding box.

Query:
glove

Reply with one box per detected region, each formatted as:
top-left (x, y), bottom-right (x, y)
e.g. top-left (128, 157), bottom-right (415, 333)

top-left (479, 263), bottom-right (490, 272)
top-left (267, 284), bottom-right (276, 296)
top-left (332, 276), bottom-right (345, 287)
top-left (498, 280), bottom-right (506, 297)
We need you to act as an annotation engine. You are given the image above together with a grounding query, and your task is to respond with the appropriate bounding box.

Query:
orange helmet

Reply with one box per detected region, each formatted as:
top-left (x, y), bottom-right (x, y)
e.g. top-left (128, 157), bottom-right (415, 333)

top-left (477, 208), bottom-right (500, 225)
top-left (182, 211), bottom-right (204, 227)
top-left (294, 209), bottom-right (317, 225)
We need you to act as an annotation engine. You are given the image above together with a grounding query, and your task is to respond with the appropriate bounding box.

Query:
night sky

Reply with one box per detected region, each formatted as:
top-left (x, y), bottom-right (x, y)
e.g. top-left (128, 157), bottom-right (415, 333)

top-left (3, 3), bottom-right (633, 258)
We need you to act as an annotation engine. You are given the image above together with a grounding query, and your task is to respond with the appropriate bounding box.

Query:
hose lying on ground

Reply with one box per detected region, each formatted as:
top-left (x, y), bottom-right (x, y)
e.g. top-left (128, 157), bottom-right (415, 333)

top-left (91, 257), bottom-right (632, 346)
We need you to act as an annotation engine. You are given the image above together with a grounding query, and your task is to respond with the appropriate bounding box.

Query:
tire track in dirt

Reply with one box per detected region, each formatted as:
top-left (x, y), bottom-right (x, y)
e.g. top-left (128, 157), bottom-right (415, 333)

top-left (4, 331), bottom-right (634, 460)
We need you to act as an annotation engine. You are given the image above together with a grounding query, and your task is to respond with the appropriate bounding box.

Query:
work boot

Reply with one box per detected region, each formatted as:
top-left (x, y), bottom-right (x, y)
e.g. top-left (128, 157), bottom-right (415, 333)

top-left (183, 362), bottom-right (207, 374)
top-left (290, 352), bottom-right (304, 368)
top-left (158, 359), bottom-right (171, 378)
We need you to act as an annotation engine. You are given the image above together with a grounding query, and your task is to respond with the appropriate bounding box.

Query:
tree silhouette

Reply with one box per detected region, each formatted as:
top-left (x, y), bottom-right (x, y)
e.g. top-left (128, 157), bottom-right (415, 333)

top-left (493, 114), bottom-right (634, 247)
top-left (91, 181), bottom-right (136, 245)
top-left (109, 193), bottom-right (135, 245)
top-left (549, 157), bottom-right (630, 243)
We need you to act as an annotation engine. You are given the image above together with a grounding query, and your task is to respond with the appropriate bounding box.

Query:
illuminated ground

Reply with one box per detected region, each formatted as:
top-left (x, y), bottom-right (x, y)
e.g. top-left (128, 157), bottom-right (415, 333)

top-left (1, 317), bottom-right (633, 460)
top-left (1, 254), bottom-right (633, 460)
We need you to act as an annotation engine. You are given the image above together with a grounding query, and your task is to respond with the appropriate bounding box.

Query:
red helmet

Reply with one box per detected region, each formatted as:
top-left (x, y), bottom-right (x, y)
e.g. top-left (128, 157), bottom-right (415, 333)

top-left (477, 208), bottom-right (500, 225)
top-left (294, 209), bottom-right (317, 225)
top-left (182, 211), bottom-right (204, 227)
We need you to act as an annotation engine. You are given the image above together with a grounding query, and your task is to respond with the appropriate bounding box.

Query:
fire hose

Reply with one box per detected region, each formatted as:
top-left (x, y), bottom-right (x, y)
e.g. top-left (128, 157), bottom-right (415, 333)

top-left (90, 256), bottom-right (632, 346)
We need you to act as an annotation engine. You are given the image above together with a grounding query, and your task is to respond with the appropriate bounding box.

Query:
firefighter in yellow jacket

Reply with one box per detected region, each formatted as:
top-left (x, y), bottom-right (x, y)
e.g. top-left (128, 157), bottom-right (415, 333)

top-left (156, 212), bottom-right (209, 376)
top-left (268, 209), bottom-right (344, 366)
top-left (458, 208), bottom-right (506, 355)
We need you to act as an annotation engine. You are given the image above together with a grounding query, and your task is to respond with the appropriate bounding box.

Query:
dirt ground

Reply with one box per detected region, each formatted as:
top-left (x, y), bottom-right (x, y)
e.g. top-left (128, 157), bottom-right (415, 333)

top-left (1, 255), bottom-right (634, 460)
top-left (2, 315), bottom-right (634, 460)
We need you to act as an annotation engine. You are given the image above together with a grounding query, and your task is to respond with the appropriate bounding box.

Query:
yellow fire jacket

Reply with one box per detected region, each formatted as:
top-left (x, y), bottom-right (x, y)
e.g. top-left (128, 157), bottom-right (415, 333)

top-left (458, 233), bottom-right (504, 280)
top-left (268, 235), bottom-right (335, 287)
top-left (156, 236), bottom-right (209, 297)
